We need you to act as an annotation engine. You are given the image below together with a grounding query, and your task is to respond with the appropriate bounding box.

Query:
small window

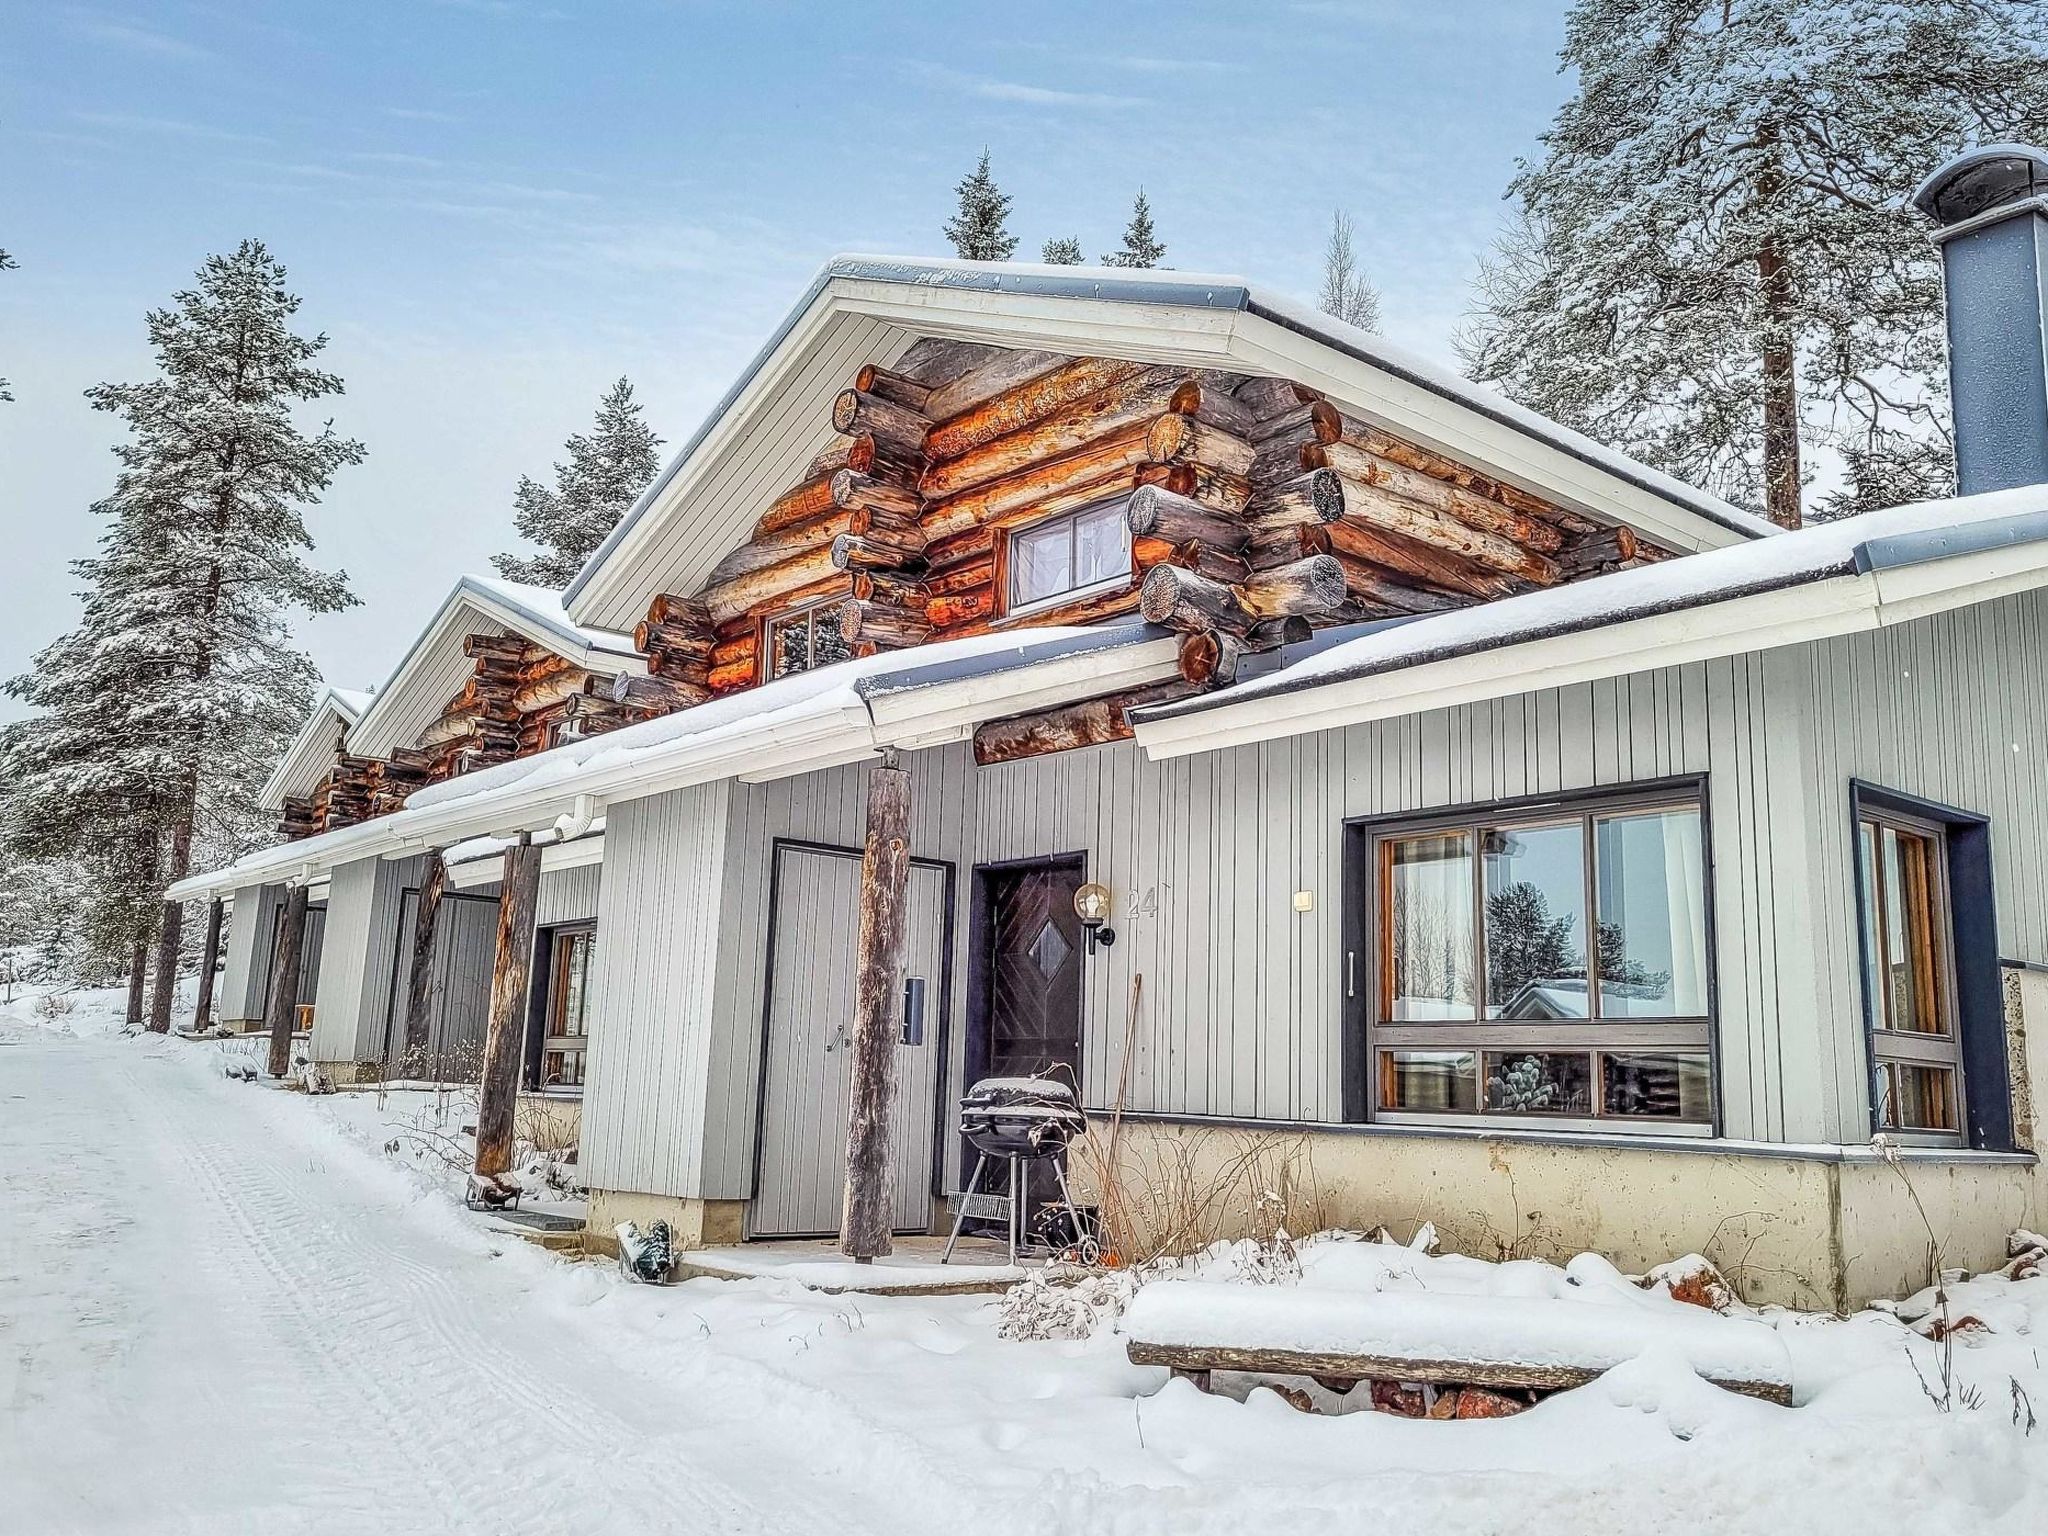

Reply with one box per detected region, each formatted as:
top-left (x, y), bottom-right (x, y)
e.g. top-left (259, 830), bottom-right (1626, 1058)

top-left (1366, 789), bottom-right (1713, 1131)
top-left (1007, 500), bottom-right (1131, 612)
top-left (536, 927), bottom-right (595, 1091)
top-left (765, 601), bottom-right (852, 681)
top-left (1857, 808), bottom-right (1962, 1135)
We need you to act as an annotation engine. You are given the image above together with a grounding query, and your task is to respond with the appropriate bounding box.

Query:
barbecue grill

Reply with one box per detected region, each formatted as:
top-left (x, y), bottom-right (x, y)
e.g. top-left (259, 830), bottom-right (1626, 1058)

top-left (943, 1075), bottom-right (1092, 1265)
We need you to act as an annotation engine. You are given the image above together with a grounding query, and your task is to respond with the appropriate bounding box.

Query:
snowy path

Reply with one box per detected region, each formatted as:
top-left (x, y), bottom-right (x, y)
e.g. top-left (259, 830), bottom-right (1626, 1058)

top-left (0, 1032), bottom-right (907, 1536)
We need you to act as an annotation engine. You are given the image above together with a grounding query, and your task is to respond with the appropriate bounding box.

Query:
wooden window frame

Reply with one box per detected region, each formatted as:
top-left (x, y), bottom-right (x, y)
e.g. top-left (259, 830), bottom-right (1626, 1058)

top-left (1001, 497), bottom-right (1133, 618)
top-left (1853, 796), bottom-right (1967, 1142)
top-left (531, 922), bottom-right (596, 1095)
top-left (1344, 779), bottom-right (1719, 1136)
top-left (761, 599), bottom-right (849, 683)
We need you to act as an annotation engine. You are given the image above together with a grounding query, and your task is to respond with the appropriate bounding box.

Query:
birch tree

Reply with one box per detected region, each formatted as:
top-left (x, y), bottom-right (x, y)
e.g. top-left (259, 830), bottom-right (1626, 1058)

top-left (1461, 0), bottom-right (2048, 527)
top-left (1318, 211), bottom-right (1382, 331)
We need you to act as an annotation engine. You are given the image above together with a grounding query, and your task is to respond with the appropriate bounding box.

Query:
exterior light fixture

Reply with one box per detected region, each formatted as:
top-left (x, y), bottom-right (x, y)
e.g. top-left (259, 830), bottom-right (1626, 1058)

top-left (1074, 881), bottom-right (1116, 954)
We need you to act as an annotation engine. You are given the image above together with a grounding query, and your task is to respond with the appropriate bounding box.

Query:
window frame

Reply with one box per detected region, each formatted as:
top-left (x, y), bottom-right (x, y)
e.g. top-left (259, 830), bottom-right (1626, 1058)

top-left (1343, 778), bottom-right (1720, 1137)
top-left (1001, 496), bottom-right (1134, 618)
top-left (761, 598), bottom-right (851, 682)
top-left (1852, 792), bottom-right (1969, 1144)
top-left (530, 921), bottom-right (596, 1094)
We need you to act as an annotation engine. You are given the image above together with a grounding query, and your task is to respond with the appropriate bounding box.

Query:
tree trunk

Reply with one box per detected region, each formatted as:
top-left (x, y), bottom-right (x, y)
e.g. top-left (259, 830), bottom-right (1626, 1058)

top-left (402, 853), bottom-right (448, 1065)
top-left (1758, 230), bottom-right (1803, 530)
top-left (191, 897), bottom-right (223, 1032)
top-left (840, 757), bottom-right (912, 1262)
top-left (146, 805), bottom-right (196, 1033)
top-left (264, 883), bottom-right (311, 1078)
top-left (474, 840), bottom-right (542, 1179)
top-left (125, 938), bottom-right (147, 1027)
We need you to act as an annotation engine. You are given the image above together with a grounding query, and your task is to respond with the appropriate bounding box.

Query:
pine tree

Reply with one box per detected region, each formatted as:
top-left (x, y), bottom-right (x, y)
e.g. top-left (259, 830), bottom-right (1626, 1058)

top-left (0, 248), bottom-right (14, 402)
top-left (1101, 190), bottom-right (1166, 269)
top-left (943, 151), bottom-right (1018, 261)
top-left (493, 378), bottom-right (663, 588)
top-left (1318, 211), bottom-right (1382, 331)
top-left (1461, 0), bottom-right (2048, 528)
top-left (3, 240), bottom-right (362, 1028)
top-left (1040, 237), bottom-right (1083, 265)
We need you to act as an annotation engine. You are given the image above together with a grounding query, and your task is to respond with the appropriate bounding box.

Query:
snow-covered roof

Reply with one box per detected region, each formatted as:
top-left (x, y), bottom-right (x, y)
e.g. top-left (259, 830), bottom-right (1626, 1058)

top-left (257, 685), bottom-right (377, 812)
top-left (167, 624), bottom-right (1179, 901)
top-left (1134, 484), bottom-right (2048, 758)
top-left (563, 254), bottom-right (1772, 632)
top-left (346, 575), bottom-right (645, 762)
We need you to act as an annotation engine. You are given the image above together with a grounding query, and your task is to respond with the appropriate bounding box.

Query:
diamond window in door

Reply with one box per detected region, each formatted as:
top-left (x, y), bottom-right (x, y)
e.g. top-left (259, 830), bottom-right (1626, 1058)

top-left (1028, 919), bottom-right (1071, 981)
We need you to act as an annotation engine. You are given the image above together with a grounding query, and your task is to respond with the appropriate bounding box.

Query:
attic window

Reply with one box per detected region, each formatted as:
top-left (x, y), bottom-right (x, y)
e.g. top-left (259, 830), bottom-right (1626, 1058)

top-left (1007, 499), bottom-right (1131, 614)
top-left (765, 601), bottom-right (852, 681)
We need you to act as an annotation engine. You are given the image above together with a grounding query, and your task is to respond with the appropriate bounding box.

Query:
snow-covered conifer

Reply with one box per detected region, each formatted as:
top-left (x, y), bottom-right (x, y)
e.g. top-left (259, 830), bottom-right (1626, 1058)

top-left (944, 151), bottom-right (1018, 261)
top-left (3, 239), bottom-right (361, 1025)
top-left (1040, 237), bottom-right (1083, 265)
top-left (1101, 191), bottom-right (1166, 269)
top-left (1460, 0), bottom-right (2048, 527)
top-left (492, 378), bottom-right (663, 588)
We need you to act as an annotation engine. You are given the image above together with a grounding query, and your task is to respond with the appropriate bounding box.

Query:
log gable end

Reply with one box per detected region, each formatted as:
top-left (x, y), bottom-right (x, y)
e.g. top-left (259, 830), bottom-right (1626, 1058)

top-left (620, 337), bottom-right (1670, 766)
top-left (280, 335), bottom-right (1675, 839)
top-left (280, 632), bottom-right (659, 840)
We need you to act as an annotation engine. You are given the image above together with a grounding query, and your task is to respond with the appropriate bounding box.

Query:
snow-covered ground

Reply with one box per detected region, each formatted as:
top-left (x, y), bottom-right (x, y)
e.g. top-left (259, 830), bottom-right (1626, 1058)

top-left (6, 990), bottom-right (2048, 1535)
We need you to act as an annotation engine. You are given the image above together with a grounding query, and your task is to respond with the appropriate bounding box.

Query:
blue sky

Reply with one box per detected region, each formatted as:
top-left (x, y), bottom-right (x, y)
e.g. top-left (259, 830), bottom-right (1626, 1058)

top-left (0, 0), bottom-right (1574, 714)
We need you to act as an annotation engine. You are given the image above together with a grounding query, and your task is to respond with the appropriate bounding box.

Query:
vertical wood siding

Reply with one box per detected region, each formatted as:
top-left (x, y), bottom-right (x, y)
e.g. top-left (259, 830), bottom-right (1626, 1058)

top-left (308, 853), bottom-right (428, 1064)
top-left (703, 744), bottom-right (977, 1199)
top-left (578, 783), bottom-right (734, 1200)
top-left (576, 587), bottom-right (2048, 1196)
top-left (218, 884), bottom-right (280, 1022)
top-left (535, 861), bottom-right (602, 927)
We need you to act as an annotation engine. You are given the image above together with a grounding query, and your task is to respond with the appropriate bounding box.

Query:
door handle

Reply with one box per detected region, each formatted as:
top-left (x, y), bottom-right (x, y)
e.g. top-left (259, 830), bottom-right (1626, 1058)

top-left (901, 976), bottom-right (926, 1045)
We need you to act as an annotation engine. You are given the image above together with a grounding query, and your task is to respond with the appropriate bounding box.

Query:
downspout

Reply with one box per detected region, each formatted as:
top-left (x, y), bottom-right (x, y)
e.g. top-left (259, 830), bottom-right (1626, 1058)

top-left (551, 793), bottom-right (601, 845)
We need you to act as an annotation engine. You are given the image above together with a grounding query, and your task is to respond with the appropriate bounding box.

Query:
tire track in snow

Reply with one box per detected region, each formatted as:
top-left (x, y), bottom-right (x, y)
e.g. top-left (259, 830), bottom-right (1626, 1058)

top-left (22, 1040), bottom-right (895, 1536)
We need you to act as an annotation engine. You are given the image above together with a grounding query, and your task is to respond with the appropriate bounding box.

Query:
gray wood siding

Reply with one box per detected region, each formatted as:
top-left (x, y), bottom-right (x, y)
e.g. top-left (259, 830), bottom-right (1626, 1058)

top-left (974, 655), bottom-right (1828, 1139)
top-left (578, 783), bottom-right (734, 1200)
top-left (309, 853), bottom-right (428, 1064)
top-left (382, 888), bottom-right (501, 1075)
top-left (218, 884), bottom-right (280, 1022)
top-left (702, 744), bottom-right (978, 1199)
top-left (536, 861), bottom-right (602, 927)
top-left (574, 587), bottom-right (2048, 1197)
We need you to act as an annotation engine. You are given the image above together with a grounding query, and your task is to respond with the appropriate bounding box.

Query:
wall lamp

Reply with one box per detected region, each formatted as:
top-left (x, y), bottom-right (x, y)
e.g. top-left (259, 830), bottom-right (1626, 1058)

top-left (1074, 881), bottom-right (1116, 955)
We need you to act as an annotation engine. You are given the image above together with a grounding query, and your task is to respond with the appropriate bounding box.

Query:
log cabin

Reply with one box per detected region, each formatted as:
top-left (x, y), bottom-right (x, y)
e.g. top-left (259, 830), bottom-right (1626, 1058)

top-left (177, 155), bottom-right (2048, 1306)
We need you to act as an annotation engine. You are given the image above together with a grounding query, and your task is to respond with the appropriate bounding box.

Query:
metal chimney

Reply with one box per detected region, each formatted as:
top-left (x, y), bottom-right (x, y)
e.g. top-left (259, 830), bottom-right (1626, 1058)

top-left (1914, 145), bottom-right (2048, 495)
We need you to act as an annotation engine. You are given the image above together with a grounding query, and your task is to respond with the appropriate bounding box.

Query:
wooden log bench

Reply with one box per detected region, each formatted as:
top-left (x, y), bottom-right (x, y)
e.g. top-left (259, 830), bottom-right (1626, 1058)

top-left (1121, 1283), bottom-right (1795, 1407)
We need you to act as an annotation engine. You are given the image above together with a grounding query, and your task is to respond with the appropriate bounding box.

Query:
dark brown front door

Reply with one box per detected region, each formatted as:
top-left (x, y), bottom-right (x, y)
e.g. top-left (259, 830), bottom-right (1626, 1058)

top-left (975, 856), bottom-right (1085, 1092)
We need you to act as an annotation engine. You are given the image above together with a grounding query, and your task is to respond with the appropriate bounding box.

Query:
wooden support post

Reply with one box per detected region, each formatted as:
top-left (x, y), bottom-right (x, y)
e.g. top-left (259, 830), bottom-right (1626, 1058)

top-left (840, 753), bottom-right (913, 1262)
top-left (190, 897), bottom-right (223, 1032)
top-left (402, 852), bottom-right (448, 1065)
top-left (264, 883), bottom-right (311, 1079)
top-left (474, 839), bottom-right (543, 1180)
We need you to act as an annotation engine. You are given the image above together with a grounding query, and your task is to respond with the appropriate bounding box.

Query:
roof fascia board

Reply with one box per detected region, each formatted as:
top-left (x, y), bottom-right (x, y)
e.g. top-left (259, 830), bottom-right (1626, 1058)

top-left (564, 284), bottom-right (853, 624)
top-left (351, 580), bottom-right (645, 760)
top-left (1134, 537), bottom-right (2048, 761)
top-left (1134, 577), bottom-right (1879, 760)
top-left (257, 696), bottom-right (350, 811)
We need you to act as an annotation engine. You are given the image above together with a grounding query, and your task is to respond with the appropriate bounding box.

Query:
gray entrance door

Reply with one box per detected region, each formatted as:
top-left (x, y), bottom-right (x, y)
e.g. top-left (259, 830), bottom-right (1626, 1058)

top-left (753, 845), bottom-right (949, 1238)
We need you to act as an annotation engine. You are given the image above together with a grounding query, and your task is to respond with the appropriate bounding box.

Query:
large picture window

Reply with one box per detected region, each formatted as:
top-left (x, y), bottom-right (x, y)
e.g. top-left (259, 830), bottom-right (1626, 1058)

top-left (1365, 787), bottom-right (1713, 1131)
top-left (1857, 805), bottom-right (1962, 1136)
top-left (1007, 499), bottom-right (1130, 613)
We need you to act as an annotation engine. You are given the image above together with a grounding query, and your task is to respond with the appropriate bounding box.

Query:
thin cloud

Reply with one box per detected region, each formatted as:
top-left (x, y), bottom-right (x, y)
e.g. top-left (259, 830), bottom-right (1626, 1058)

top-left (383, 106), bottom-right (463, 123)
top-left (69, 13), bottom-right (215, 61)
top-left (349, 151), bottom-right (448, 170)
top-left (909, 63), bottom-right (1146, 110)
top-left (1104, 56), bottom-right (1235, 75)
top-left (422, 0), bottom-right (569, 16)
top-left (71, 110), bottom-right (268, 143)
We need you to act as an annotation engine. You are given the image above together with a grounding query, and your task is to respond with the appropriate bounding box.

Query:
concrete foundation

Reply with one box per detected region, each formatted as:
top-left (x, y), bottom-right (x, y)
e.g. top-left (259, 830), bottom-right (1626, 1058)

top-left (585, 1190), bottom-right (746, 1255)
